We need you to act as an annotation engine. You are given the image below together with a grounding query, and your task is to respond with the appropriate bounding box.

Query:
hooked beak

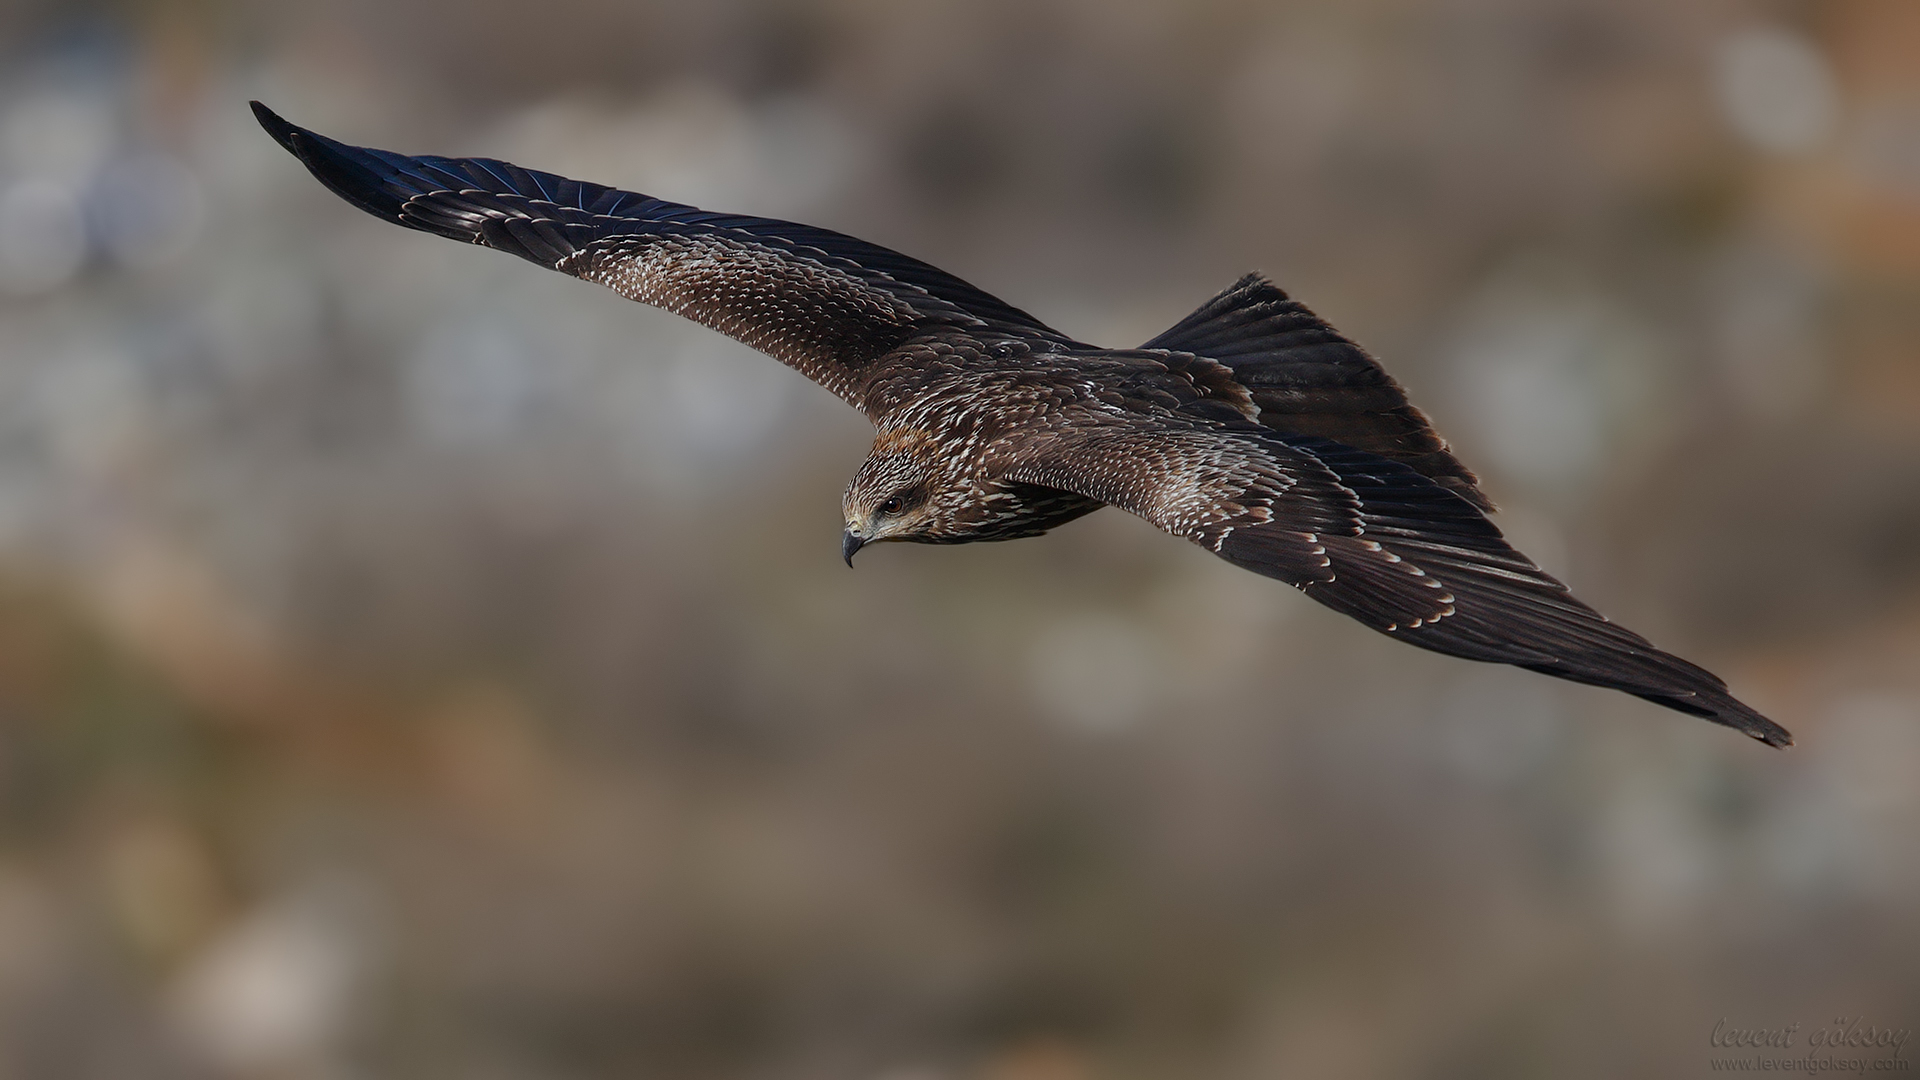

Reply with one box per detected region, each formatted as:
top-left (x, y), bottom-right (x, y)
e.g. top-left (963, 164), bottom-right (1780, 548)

top-left (841, 528), bottom-right (865, 567)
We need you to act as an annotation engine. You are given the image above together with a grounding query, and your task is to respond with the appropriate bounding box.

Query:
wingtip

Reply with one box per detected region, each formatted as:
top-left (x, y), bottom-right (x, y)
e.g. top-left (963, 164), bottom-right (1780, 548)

top-left (1723, 702), bottom-right (1793, 749)
top-left (249, 100), bottom-right (302, 153)
top-left (1727, 697), bottom-right (1794, 748)
top-left (246, 101), bottom-right (420, 228)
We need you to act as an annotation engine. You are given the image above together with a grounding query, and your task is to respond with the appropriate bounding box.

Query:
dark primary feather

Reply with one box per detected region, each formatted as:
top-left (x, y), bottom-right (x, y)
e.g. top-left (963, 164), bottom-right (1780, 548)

top-left (1271, 438), bottom-right (1784, 742)
top-left (1143, 274), bottom-right (1492, 511)
top-left (255, 102), bottom-right (1789, 748)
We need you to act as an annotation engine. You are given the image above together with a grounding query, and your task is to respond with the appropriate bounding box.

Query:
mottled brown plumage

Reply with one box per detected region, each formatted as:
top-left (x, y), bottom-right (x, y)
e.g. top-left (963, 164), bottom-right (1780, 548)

top-left (252, 101), bottom-right (1791, 748)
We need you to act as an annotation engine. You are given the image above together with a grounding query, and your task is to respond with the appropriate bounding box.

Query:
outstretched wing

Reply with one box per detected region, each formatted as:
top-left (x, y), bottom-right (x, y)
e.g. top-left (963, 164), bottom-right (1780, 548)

top-left (1007, 419), bottom-right (1791, 746)
top-left (1143, 274), bottom-right (1492, 511)
top-left (251, 102), bottom-right (1071, 407)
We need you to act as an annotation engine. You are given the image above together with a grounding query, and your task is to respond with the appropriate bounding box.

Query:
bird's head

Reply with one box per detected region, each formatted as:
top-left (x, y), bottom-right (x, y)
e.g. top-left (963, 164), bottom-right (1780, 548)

top-left (842, 430), bottom-right (946, 564)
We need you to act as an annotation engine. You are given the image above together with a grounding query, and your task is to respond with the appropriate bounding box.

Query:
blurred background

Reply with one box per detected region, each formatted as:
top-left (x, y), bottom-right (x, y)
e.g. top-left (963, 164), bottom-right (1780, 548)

top-left (0, 0), bottom-right (1916, 1077)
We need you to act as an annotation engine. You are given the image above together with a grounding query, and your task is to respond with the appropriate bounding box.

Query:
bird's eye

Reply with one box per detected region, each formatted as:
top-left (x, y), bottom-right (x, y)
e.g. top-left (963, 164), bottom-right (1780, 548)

top-left (879, 497), bottom-right (903, 515)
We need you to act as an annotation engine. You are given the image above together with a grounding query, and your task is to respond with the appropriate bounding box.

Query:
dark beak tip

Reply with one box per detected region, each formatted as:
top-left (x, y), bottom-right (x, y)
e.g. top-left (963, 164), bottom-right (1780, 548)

top-left (841, 530), bottom-right (864, 568)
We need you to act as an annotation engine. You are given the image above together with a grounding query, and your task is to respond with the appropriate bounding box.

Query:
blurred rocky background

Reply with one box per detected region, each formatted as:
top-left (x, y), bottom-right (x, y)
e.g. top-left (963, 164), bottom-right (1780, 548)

top-left (0, 0), bottom-right (1916, 1077)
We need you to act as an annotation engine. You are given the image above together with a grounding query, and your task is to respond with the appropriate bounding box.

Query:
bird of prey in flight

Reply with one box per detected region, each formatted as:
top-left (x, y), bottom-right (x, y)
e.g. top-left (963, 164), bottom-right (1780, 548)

top-left (251, 101), bottom-right (1791, 747)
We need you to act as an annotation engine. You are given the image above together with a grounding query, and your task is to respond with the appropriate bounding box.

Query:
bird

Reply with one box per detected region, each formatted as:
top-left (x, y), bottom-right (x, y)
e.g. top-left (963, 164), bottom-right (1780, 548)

top-left (250, 101), bottom-right (1791, 748)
